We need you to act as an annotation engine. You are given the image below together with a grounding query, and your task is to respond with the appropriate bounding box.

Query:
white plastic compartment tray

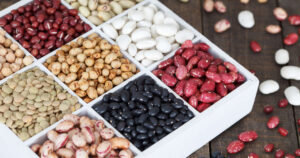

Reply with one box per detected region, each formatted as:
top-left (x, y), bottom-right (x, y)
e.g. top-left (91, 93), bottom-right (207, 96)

top-left (0, 0), bottom-right (259, 158)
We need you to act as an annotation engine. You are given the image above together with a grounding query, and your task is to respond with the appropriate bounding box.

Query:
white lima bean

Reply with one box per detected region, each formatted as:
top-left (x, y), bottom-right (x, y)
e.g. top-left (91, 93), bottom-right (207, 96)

top-left (259, 80), bottom-right (280, 94)
top-left (102, 24), bottom-right (118, 39)
top-left (103, 3), bottom-right (194, 67)
top-left (275, 49), bottom-right (289, 65)
top-left (284, 86), bottom-right (300, 106)
top-left (280, 66), bottom-right (300, 80)
top-left (238, 10), bottom-right (255, 29)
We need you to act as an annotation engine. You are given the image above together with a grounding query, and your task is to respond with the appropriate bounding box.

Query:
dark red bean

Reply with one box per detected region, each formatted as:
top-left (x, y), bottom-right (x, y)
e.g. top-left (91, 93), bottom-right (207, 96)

top-left (56, 40), bottom-right (63, 47)
top-left (4, 25), bottom-right (12, 33)
top-left (278, 98), bottom-right (288, 108)
top-left (38, 32), bottom-right (48, 40)
top-left (45, 40), bottom-right (55, 49)
top-left (67, 28), bottom-right (76, 36)
top-left (48, 35), bottom-right (57, 41)
top-left (60, 23), bottom-right (69, 31)
top-left (263, 105), bottom-right (273, 114)
top-left (32, 21), bottom-right (39, 28)
top-left (39, 49), bottom-right (50, 56)
top-left (47, 8), bottom-right (56, 15)
top-left (4, 14), bottom-right (13, 21)
top-left (23, 18), bottom-right (29, 24)
top-left (264, 143), bottom-right (274, 152)
top-left (22, 41), bottom-right (30, 49)
top-left (284, 33), bottom-right (298, 46)
top-left (26, 27), bottom-right (37, 36)
top-left (295, 149), bottom-right (300, 157)
top-left (69, 9), bottom-right (78, 16)
top-left (17, 6), bottom-right (25, 14)
top-left (31, 49), bottom-right (39, 57)
top-left (53, 0), bottom-right (61, 9)
top-left (43, 20), bottom-right (52, 31)
top-left (11, 20), bottom-right (21, 28)
top-left (36, 13), bottom-right (46, 23)
top-left (250, 41), bottom-right (262, 53)
top-left (38, 24), bottom-right (45, 31)
top-left (57, 31), bottom-right (64, 39)
top-left (32, 43), bottom-right (42, 50)
top-left (285, 154), bottom-right (296, 158)
top-left (0, 18), bottom-right (7, 26)
top-left (53, 23), bottom-right (59, 29)
top-left (30, 36), bottom-right (40, 44)
top-left (84, 23), bottom-right (91, 31)
top-left (49, 29), bottom-right (58, 35)
top-left (75, 24), bottom-right (83, 32)
top-left (69, 18), bottom-right (77, 26)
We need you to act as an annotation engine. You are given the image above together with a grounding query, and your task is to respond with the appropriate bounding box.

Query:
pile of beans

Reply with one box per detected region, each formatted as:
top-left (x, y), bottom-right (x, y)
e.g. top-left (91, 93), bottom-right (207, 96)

top-left (31, 114), bottom-right (134, 158)
top-left (0, 0), bottom-right (91, 59)
top-left (153, 40), bottom-right (246, 112)
top-left (93, 75), bottom-right (195, 151)
top-left (0, 68), bottom-right (81, 141)
top-left (64, 0), bottom-right (143, 25)
top-left (0, 29), bottom-right (34, 80)
top-left (45, 33), bottom-right (138, 103)
top-left (101, 3), bottom-right (195, 67)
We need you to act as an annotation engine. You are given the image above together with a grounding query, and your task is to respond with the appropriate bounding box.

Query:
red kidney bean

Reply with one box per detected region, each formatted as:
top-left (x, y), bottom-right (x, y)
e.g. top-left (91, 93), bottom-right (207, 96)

top-left (165, 66), bottom-right (176, 76)
top-left (264, 143), bottom-right (274, 152)
top-left (182, 48), bottom-right (196, 60)
top-left (250, 41), bottom-right (262, 53)
top-left (218, 65), bottom-right (227, 73)
top-left (207, 64), bottom-right (217, 72)
top-left (284, 33), bottom-right (298, 45)
top-left (278, 98), bottom-right (288, 108)
top-left (263, 105), bottom-right (274, 114)
top-left (238, 131), bottom-right (258, 142)
top-left (226, 140), bottom-right (244, 154)
top-left (201, 80), bottom-right (215, 92)
top-left (276, 149), bottom-right (285, 158)
top-left (190, 68), bottom-right (205, 78)
top-left (181, 40), bottom-right (193, 49)
top-left (248, 153), bottom-right (259, 158)
top-left (220, 73), bottom-right (235, 84)
top-left (174, 80), bottom-right (186, 96)
top-left (285, 154), bottom-right (296, 158)
top-left (295, 149), bottom-right (300, 157)
top-left (196, 103), bottom-right (211, 112)
top-left (198, 92), bottom-right (220, 103)
top-left (184, 80), bottom-right (197, 97)
top-left (174, 55), bottom-right (186, 67)
top-left (267, 116), bottom-right (280, 129)
top-left (158, 58), bottom-right (173, 69)
top-left (161, 73), bottom-right (177, 87)
top-left (206, 71), bottom-right (221, 83)
top-left (188, 95), bottom-right (198, 108)
top-left (175, 48), bottom-right (184, 55)
top-left (278, 127), bottom-right (288, 136)
top-left (176, 65), bottom-right (188, 80)
top-left (298, 119), bottom-right (300, 126)
top-left (194, 43), bottom-right (210, 52)
top-left (216, 83), bottom-right (227, 97)
top-left (198, 58), bottom-right (211, 69)
top-left (288, 15), bottom-right (300, 26)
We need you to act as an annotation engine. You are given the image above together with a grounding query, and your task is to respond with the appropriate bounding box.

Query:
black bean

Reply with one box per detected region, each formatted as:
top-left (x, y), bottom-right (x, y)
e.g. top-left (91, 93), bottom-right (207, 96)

top-left (183, 115), bottom-right (190, 123)
top-left (121, 111), bottom-right (132, 120)
top-left (147, 101), bottom-right (154, 110)
top-left (133, 140), bottom-right (142, 148)
top-left (132, 109), bottom-right (144, 116)
top-left (142, 139), bottom-right (150, 146)
top-left (108, 118), bottom-right (117, 127)
top-left (169, 110), bottom-right (178, 118)
top-left (155, 127), bottom-right (163, 134)
top-left (103, 94), bottom-right (111, 102)
top-left (161, 89), bottom-right (169, 98)
top-left (187, 111), bottom-right (195, 118)
top-left (123, 126), bottom-right (133, 133)
top-left (136, 125), bottom-right (147, 134)
top-left (157, 113), bottom-right (167, 120)
top-left (131, 130), bottom-right (137, 137)
top-left (128, 101), bottom-right (136, 109)
top-left (137, 113), bottom-right (148, 124)
top-left (137, 76), bottom-right (146, 85)
top-left (120, 91), bottom-right (130, 102)
top-left (158, 133), bottom-right (166, 139)
top-left (137, 134), bottom-right (148, 140)
top-left (110, 93), bottom-right (120, 102)
top-left (161, 104), bottom-right (173, 114)
top-left (93, 103), bottom-right (108, 115)
top-left (172, 122), bottom-right (182, 130)
top-left (158, 120), bottom-right (165, 126)
top-left (109, 102), bottom-right (120, 110)
top-left (138, 85), bottom-right (144, 91)
top-left (126, 118), bottom-right (135, 126)
top-left (165, 119), bottom-right (175, 126)
top-left (163, 126), bottom-right (173, 133)
top-left (153, 96), bottom-right (161, 107)
top-left (123, 132), bottom-right (132, 140)
top-left (142, 91), bottom-right (153, 98)
top-left (136, 94), bottom-right (149, 103)
top-left (130, 85), bottom-right (137, 94)
top-left (148, 107), bottom-right (160, 116)
top-left (103, 113), bottom-right (110, 121)
top-left (117, 121), bottom-right (126, 131)
top-left (125, 81), bottom-right (134, 90)
top-left (172, 102), bottom-right (184, 109)
top-left (145, 77), bottom-right (154, 84)
top-left (143, 121), bottom-right (155, 130)
top-left (149, 117), bottom-right (158, 126)
top-left (147, 130), bottom-right (156, 138)
top-left (151, 136), bottom-right (159, 143)
top-left (144, 85), bottom-right (152, 92)
top-left (137, 104), bottom-right (147, 112)
top-left (168, 93), bottom-right (175, 100)
top-left (152, 85), bottom-right (162, 96)
top-left (175, 113), bottom-right (184, 122)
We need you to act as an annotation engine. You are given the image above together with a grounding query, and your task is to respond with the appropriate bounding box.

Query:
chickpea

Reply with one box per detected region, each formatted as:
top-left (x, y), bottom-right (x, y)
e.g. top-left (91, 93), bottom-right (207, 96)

top-left (121, 72), bottom-right (133, 80)
top-left (21, 56), bottom-right (32, 66)
top-left (61, 62), bottom-right (70, 74)
top-left (102, 69), bottom-right (109, 76)
top-left (87, 87), bottom-right (98, 99)
top-left (0, 56), bottom-right (6, 63)
top-left (70, 41), bottom-right (79, 48)
top-left (81, 72), bottom-right (89, 80)
top-left (120, 58), bottom-right (130, 64)
top-left (5, 52), bottom-right (15, 63)
top-left (101, 50), bottom-right (110, 59)
top-left (10, 63), bottom-right (20, 72)
top-left (104, 81), bottom-right (113, 91)
top-left (108, 70), bottom-right (116, 80)
top-left (0, 29), bottom-right (5, 36)
top-left (69, 48), bottom-right (83, 56)
top-left (85, 58), bottom-right (95, 67)
top-left (94, 62), bottom-right (104, 70)
top-left (98, 76), bottom-right (106, 84)
top-left (97, 86), bottom-right (105, 95)
top-left (58, 55), bottom-right (66, 63)
top-left (58, 73), bottom-right (66, 82)
top-left (46, 56), bottom-right (57, 64)
top-left (112, 77), bottom-right (123, 86)
top-left (1, 67), bottom-right (12, 77)
top-left (0, 48), bottom-right (7, 56)
top-left (76, 89), bottom-right (86, 97)
top-left (77, 54), bottom-right (86, 63)
top-left (78, 79), bottom-right (89, 91)
top-left (89, 70), bottom-right (98, 80)
top-left (70, 63), bottom-right (80, 73)
top-left (83, 40), bottom-right (94, 49)
top-left (111, 60), bottom-right (121, 69)
top-left (94, 46), bottom-right (101, 53)
top-left (10, 43), bottom-right (19, 51)
top-left (2, 63), bottom-right (9, 68)
top-left (83, 49), bottom-right (96, 56)
top-left (100, 40), bottom-right (111, 50)
top-left (4, 39), bottom-right (12, 48)
top-left (103, 64), bottom-right (112, 70)
top-left (0, 63), bottom-right (2, 70)
top-left (66, 56), bottom-right (76, 65)
top-left (89, 80), bottom-right (97, 87)
top-left (115, 69), bottom-right (122, 75)
top-left (51, 62), bottom-right (62, 75)
top-left (76, 37), bottom-right (84, 46)
top-left (121, 64), bottom-right (131, 72)
top-left (92, 52), bottom-right (101, 59)
top-left (0, 35), bottom-right (5, 44)
top-left (130, 64), bottom-right (137, 73)
top-left (65, 73), bottom-right (77, 84)
top-left (83, 97), bottom-right (92, 103)
top-left (88, 33), bottom-right (99, 40)
top-left (69, 81), bottom-right (79, 91)
top-left (60, 45), bottom-right (71, 52)
top-left (15, 49), bottom-right (24, 58)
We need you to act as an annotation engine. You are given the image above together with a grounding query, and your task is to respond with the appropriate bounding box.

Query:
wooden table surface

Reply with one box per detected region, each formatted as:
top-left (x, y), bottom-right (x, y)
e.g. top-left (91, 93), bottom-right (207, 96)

top-left (1, 0), bottom-right (300, 157)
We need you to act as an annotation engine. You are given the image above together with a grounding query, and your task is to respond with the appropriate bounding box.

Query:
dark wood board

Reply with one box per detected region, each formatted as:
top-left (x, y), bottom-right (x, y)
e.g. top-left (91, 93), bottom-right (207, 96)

top-left (0, 0), bottom-right (299, 157)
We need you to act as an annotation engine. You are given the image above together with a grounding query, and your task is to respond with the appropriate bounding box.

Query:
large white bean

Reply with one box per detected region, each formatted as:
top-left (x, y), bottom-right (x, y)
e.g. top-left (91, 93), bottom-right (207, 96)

top-left (259, 80), bottom-right (279, 94)
top-left (153, 11), bottom-right (165, 24)
top-left (128, 44), bottom-right (137, 56)
top-left (141, 58), bottom-right (153, 67)
top-left (131, 28), bottom-right (151, 42)
top-left (155, 24), bottom-right (178, 37)
top-left (163, 17), bottom-right (180, 30)
top-left (135, 51), bottom-right (145, 61)
top-left (175, 29), bottom-right (195, 44)
top-left (156, 37), bottom-right (171, 53)
top-left (238, 10), bottom-right (255, 29)
top-left (116, 35), bottom-right (132, 51)
top-left (275, 49), bottom-right (289, 65)
top-left (280, 66), bottom-right (300, 80)
top-left (136, 39), bottom-right (156, 49)
top-left (121, 21), bottom-right (137, 35)
top-left (112, 17), bottom-right (127, 30)
top-left (102, 24), bottom-right (118, 39)
top-left (143, 6), bottom-right (155, 21)
top-left (284, 86), bottom-right (300, 106)
top-left (144, 50), bottom-right (163, 61)
top-left (128, 10), bottom-right (144, 21)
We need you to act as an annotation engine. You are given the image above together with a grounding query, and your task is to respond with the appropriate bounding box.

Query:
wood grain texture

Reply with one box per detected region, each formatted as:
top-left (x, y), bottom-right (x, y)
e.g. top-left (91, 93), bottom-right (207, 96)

top-left (0, 0), bottom-right (299, 157)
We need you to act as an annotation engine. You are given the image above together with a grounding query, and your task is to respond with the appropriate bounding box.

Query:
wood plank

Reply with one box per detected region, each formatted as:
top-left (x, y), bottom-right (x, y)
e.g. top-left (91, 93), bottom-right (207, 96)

top-left (278, 0), bottom-right (300, 147)
top-left (200, 0), bottom-right (298, 157)
top-left (0, 0), bottom-right (18, 10)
